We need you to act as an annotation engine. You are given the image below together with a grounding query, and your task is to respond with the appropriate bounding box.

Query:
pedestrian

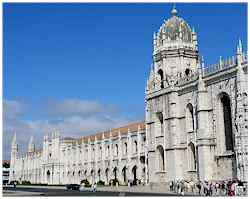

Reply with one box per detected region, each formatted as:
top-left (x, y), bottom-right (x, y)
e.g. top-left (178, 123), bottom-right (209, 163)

top-left (13, 181), bottom-right (17, 189)
top-left (208, 182), bottom-right (213, 196)
top-left (170, 181), bottom-right (173, 192)
top-left (93, 183), bottom-right (97, 192)
top-left (196, 181), bottom-right (201, 195)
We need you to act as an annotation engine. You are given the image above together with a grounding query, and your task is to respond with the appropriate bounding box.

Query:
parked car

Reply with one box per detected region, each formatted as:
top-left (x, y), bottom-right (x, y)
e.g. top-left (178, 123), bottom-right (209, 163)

top-left (3, 183), bottom-right (15, 190)
top-left (65, 184), bottom-right (80, 191)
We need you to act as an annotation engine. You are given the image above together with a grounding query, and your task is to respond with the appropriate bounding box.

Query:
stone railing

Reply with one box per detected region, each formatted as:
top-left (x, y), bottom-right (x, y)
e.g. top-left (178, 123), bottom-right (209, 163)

top-left (203, 55), bottom-right (237, 76)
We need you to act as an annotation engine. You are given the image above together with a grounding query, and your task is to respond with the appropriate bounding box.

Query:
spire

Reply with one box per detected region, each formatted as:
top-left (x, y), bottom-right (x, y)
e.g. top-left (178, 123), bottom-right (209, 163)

top-left (29, 136), bottom-right (34, 145)
top-left (237, 38), bottom-right (243, 54)
top-left (198, 56), bottom-right (206, 91)
top-left (236, 38), bottom-right (243, 66)
top-left (192, 27), bottom-right (195, 33)
top-left (28, 135), bottom-right (35, 152)
top-left (171, 3), bottom-right (178, 16)
top-left (12, 132), bottom-right (17, 145)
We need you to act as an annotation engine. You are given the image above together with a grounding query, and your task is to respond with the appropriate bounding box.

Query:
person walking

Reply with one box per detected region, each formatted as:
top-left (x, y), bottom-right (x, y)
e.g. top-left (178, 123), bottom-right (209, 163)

top-left (196, 181), bottom-right (201, 195)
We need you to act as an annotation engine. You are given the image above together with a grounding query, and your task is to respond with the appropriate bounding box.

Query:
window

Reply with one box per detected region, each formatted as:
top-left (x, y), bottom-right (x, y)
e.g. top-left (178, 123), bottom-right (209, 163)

top-left (220, 93), bottom-right (234, 151)
top-left (157, 69), bottom-right (164, 88)
top-left (134, 141), bottom-right (138, 153)
top-left (157, 112), bottom-right (164, 135)
top-left (157, 145), bottom-right (165, 171)
top-left (115, 144), bottom-right (118, 156)
top-left (186, 103), bottom-right (194, 132)
top-left (124, 142), bottom-right (128, 155)
top-left (100, 146), bottom-right (102, 159)
top-left (188, 142), bottom-right (196, 170)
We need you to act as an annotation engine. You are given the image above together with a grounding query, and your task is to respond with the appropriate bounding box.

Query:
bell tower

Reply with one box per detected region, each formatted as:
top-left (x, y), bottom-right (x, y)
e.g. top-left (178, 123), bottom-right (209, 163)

top-left (145, 5), bottom-right (200, 186)
top-left (147, 6), bottom-right (199, 92)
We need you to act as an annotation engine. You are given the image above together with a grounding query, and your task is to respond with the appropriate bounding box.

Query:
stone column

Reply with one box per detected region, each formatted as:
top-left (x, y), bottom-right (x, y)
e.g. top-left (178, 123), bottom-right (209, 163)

top-left (196, 59), bottom-right (214, 181)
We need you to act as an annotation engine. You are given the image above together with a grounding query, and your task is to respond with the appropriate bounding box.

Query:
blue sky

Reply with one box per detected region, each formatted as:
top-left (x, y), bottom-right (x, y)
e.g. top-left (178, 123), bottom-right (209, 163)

top-left (3, 3), bottom-right (247, 159)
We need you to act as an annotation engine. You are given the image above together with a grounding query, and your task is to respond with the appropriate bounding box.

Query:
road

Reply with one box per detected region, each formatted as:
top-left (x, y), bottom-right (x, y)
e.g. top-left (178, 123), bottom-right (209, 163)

top-left (3, 186), bottom-right (188, 197)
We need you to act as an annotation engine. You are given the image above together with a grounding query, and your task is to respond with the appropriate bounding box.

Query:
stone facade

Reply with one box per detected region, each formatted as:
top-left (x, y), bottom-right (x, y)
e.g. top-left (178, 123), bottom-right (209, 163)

top-left (9, 6), bottom-right (248, 186)
top-left (9, 122), bottom-right (147, 185)
top-left (145, 7), bottom-right (248, 185)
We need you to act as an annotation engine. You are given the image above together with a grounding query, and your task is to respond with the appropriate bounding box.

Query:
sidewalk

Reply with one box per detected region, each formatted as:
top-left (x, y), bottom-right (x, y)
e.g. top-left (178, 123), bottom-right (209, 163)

top-left (3, 190), bottom-right (44, 197)
top-left (85, 185), bottom-right (199, 196)
top-left (13, 185), bottom-right (199, 196)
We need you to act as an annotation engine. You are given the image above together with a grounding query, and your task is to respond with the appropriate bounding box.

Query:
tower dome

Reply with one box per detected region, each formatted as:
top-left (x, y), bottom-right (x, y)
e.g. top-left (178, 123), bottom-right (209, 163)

top-left (155, 6), bottom-right (194, 46)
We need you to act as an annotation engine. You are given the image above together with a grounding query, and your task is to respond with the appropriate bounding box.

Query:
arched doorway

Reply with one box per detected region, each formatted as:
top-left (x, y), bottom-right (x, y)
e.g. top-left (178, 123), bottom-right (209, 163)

top-left (113, 167), bottom-right (117, 180)
top-left (46, 170), bottom-right (50, 184)
top-left (122, 166), bottom-right (127, 183)
top-left (105, 168), bottom-right (109, 185)
top-left (97, 169), bottom-right (101, 181)
top-left (132, 165), bottom-right (137, 185)
top-left (90, 170), bottom-right (94, 184)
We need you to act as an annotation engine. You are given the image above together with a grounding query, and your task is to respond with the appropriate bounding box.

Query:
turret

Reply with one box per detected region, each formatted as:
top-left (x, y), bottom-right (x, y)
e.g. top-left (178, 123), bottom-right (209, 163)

top-left (10, 132), bottom-right (18, 182)
top-left (28, 135), bottom-right (35, 153)
top-left (11, 132), bottom-right (18, 152)
top-left (197, 56), bottom-right (206, 91)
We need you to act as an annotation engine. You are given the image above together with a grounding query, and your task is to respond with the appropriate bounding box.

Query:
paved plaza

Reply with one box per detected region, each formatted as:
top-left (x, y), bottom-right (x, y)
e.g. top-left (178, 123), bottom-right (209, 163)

top-left (3, 185), bottom-right (198, 197)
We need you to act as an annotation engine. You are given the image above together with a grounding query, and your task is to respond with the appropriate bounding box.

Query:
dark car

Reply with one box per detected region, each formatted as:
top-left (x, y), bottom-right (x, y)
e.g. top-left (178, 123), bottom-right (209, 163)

top-left (66, 184), bottom-right (80, 191)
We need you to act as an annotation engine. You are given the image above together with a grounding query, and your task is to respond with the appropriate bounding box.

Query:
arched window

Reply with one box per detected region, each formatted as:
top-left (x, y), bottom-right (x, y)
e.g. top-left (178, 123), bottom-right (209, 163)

top-left (124, 142), bottom-right (128, 155)
top-left (186, 103), bottom-right (194, 132)
top-left (220, 93), bottom-right (234, 151)
top-left (156, 112), bottom-right (164, 135)
top-left (158, 69), bottom-right (164, 88)
top-left (106, 145), bottom-right (110, 157)
top-left (134, 141), bottom-right (138, 153)
top-left (100, 146), bottom-right (102, 160)
top-left (85, 149), bottom-right (88, 161)
top-left (188, 142), bottom-right (196, 170)
top-left (156, 145), bottom-right (165, 171)
top-left (115, 144), bottom-right (118, 156)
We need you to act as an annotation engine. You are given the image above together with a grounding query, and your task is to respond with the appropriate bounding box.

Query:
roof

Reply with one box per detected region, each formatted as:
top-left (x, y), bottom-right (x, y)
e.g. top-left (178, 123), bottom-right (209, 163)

top-left (3, 160), bottom-right (10, 164)
top-left (77, 121), bottom-right (145, 144)
top-left (157, 7), bottom-right (193, 43)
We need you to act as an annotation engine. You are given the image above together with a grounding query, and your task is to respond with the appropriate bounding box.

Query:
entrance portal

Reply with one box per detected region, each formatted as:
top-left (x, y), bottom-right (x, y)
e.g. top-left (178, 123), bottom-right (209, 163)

top-left (46, 170), bottom-right (50, 184)
top-left (122, 167), bottom-right (127, 183)
top-left (132, 165), bottom-right (137, 185)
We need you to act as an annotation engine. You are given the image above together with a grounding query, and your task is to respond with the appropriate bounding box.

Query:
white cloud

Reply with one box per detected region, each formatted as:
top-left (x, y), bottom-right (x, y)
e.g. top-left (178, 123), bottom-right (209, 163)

top-left (45, 98), bottom-right (119, 117)
top-left (2, 98), bottom-right (131, 160)
top-left (3, 100), bottom-right (26, 120)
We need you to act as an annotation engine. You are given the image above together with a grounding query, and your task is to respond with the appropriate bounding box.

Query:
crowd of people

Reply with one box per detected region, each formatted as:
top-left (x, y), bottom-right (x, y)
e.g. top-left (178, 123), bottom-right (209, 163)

top-left (169, 179), bottom-right (247, 196)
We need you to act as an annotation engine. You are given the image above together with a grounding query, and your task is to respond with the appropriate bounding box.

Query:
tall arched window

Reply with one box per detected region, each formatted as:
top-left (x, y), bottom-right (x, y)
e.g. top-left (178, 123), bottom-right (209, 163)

top-left (158, 69), bottom-right (164, 88)
top-left (134, 141), bottom-right (138, 153)
top-left (157, 145), bottom-right (165, 171)
top-left (157, 112), bottom-right (164, 135)
top-left (188, 142), bottom-right (196, 170)
top-left (186, 103), bottom-right (194, 132)
top-left (100, 146), bottom-right (102, 160)
top-left (124, 142), bottom-right (128, 155)
top-left (115, 144), bottom-right (118, 156)
top-left (220, 93), bottom-right (234, 151)
top-left (106, 145), bottom-right (110, 157)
